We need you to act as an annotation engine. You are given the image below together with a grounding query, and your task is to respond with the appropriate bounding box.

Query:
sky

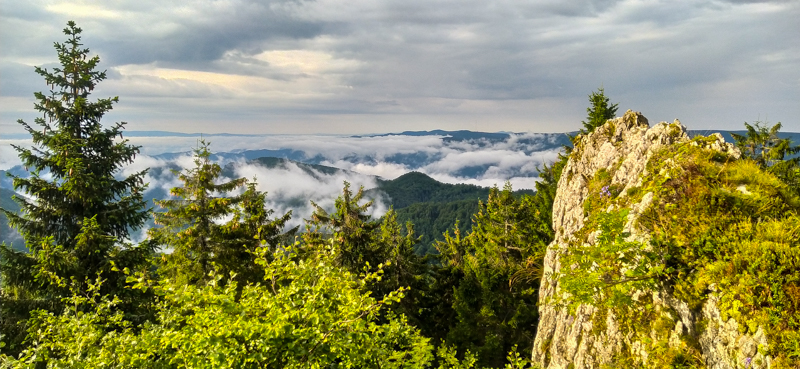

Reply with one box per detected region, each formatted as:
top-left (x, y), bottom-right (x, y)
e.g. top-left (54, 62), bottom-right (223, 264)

top-left (1, 0), bottom-right (798, 135)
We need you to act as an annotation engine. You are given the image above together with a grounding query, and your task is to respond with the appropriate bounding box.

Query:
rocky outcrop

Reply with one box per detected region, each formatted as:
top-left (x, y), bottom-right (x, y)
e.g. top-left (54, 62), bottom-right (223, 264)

top-left (531, 110), bottom-right (769, 368)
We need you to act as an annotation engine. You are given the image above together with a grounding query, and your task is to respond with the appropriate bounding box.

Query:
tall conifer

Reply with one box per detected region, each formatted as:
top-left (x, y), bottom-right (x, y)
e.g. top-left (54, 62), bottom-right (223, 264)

top-left (150, 140), bottom-right (293, 287)
top-left (0, 21), bottom-right (153, 353)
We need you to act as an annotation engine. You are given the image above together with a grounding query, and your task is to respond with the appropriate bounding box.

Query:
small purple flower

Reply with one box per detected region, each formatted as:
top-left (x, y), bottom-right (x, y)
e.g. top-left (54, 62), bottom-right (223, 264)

top-left (744, 357), bottom-right (752, 368)
top-left (600, 185), bottom-right (612, 198)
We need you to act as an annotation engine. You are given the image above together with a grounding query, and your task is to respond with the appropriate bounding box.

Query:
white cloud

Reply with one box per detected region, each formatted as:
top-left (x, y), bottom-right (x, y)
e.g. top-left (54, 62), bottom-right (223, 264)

top-left (1, 131), bottom-right (564, 195)
top-left (232, 160), bottom-right (387, 229)
top-left (324, 160), bottom-right (410, 179)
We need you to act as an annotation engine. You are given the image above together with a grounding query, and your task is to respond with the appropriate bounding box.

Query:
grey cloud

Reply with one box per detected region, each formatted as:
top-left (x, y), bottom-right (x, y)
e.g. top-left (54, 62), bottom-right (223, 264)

top-left (1, 0), bottom-right (798, 132)
top-left (93, 1), bottom-right (326, 67)
top-left (0, 61), bottom-right (47, 98)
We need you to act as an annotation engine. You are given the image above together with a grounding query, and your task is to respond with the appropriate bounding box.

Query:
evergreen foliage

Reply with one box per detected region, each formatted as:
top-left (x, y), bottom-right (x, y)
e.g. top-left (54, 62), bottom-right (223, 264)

top-left (376, 172), bottom-right (534, 254)
top-left (436, 184), bottom-right (549, 367)
top-left (0, 21), bottom-right (153, 355)
top-left (395, 199), bottom-right (480, 253)
top-left (306, 182), bottom-right (384, 271)
top-left (149, 140), bottom-right (293, 287)
top-left (580, 87), bottom-right (619, 135)
top-left (731, 120), bottom-right (800, 192)
top-left (377, 172), bottom-right (489, 209)
top-left (376, 210), bottom-right (426, 297)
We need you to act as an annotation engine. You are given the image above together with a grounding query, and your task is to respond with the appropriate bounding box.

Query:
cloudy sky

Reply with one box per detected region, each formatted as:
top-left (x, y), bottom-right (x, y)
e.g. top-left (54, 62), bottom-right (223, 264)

top-left (1, 0), bottom-right (798, 135)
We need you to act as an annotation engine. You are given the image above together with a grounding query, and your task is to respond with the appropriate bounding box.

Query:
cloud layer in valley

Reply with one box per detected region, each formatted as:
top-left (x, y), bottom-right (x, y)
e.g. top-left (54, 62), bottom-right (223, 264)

top-left (1, 131), bottom-right (564, 238)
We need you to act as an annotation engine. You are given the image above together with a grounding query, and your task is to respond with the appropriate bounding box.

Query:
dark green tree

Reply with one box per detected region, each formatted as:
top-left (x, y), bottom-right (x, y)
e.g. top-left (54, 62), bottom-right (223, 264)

top-left (580, 87), bottom-right (619, 135)
top-left (731, 120), bottom-right (800, 191)
top-left (149, 140), bottom-right (293, 287)
top-left (435, 184), bottom-right (547, 367)
top-left (306, 186), bottom-right (438, 342)
top-left (373, 209), bottom-right (431, 327)
top-left (305, 182), bottom-right (383, 271)
top-left (377, 210), bottom-right (425, 291)
top-left (0, 21), bottom-right (153, 354)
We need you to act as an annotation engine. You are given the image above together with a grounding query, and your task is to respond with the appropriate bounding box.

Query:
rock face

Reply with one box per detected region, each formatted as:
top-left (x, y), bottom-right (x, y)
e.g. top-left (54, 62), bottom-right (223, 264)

top-left (531, 111), bottom-right (768, 368)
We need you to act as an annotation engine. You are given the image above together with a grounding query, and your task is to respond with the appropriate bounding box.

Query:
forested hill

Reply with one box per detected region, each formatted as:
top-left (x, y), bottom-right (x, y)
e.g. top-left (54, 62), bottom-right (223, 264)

top-left (0, 187), bottom-right (23, 251)
top-left (373, 171), bottom-right (489, 208)
top-left (241, 157), bottom-right (344, 177)
top-left (372, 171), bottom-right (534, 253)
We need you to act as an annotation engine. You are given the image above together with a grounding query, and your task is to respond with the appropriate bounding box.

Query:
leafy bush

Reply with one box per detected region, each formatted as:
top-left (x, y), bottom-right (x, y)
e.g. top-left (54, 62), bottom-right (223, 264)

top-left (2, 243), bottom-right (433, 368)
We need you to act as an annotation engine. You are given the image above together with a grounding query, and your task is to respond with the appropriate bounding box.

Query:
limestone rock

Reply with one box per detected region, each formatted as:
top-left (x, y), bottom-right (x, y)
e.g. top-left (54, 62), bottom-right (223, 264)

top-left (531, 111), bottom-right (768, 368)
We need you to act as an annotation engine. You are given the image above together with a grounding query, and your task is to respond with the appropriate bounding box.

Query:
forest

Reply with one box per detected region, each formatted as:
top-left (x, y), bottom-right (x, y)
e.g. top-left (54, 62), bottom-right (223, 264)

top-left (1, 22), bottom-right (799, 368)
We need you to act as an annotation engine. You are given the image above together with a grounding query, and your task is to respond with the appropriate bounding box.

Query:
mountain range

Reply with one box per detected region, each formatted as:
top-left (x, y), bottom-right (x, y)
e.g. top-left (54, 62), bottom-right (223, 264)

top-left (2, 128), bottom-right (798, 253)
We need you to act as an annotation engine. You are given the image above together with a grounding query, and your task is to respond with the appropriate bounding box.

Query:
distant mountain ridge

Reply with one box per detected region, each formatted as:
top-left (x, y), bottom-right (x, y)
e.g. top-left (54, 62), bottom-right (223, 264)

top-left (4, 128), bottom-right (799, 250)
top-left (5, 128), bottom-right (799, 142)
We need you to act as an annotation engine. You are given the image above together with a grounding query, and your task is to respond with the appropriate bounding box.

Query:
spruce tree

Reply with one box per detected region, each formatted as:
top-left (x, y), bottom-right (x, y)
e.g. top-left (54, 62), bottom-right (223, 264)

top-left (435, 184), bottom-right (545, 367)
top-left (306, 182), bottom-right (382, 271)
top-left (150, 140), bottom-right (293, 287)
top-left (580, 87), bottom-right (619, 135)
top-left (731, 120), bottom-right (800, 195)
top-left (0, 21), bottom-right (153, 353)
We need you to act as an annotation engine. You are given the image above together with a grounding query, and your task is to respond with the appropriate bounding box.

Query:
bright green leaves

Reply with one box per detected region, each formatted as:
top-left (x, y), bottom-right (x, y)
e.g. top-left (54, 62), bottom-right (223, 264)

top-left (557, 210), bottom-right (667, 313)
top-left (4, 245), bottom-right (435, 368)
top-left (731, 120), bottom-right (800, 196)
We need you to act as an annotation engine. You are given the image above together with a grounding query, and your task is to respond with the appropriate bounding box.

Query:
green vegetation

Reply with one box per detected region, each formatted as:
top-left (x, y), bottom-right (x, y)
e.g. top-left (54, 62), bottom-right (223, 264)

top-left (435, 184), bottom-right (552, 367)
top-left (377, 172), bottom-right (489, 209)
top-left (0, 22), bottom-right (153, 356)
top-left (149, 140), bottom-right (294, 288)
top-left (396, 199), bottom-right (480, 254)
top-left (376, 172), bottom-right (535, 254)
top-left (731, 120), bottom-right (800, 193)
top-left (5, 245), bottom-right (433, 368)
top-left (580, 87), bottom-right (619, 135)
top-left (3, 22), bottom-right (800, 369)
top-left (558, 124), bottom-right (800, 367)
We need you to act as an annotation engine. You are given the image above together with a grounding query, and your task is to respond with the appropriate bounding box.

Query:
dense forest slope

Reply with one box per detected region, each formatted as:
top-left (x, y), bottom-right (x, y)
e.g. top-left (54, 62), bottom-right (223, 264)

top-left (373, 171), bottom-right (534, 252)
top-left (533, 111), bottom-right (799, 368)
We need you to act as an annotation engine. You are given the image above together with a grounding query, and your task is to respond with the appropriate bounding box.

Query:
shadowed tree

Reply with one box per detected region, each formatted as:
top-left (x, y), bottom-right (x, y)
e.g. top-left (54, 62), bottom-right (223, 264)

top-left (305, 181), bottom-right (382, 271)
top-left (435, 184), bottom-right (547, 367)
top-left (149, 140), bottom-right (294, 287)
